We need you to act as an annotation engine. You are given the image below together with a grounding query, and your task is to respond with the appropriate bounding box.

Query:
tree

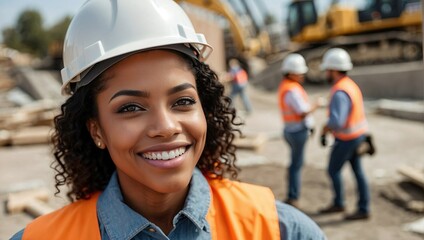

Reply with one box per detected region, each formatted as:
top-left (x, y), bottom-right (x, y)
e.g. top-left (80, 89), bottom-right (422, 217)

top-left (2, 27), bottom-right (23, 50)
top-left (2, 9), bottom-right (48, 58)
top-left (46, 16), bottom-right (72, 69)
top-left (47, 16), bottom-right (72, 44)
top-left (16, 9), bottom-right (48, 57)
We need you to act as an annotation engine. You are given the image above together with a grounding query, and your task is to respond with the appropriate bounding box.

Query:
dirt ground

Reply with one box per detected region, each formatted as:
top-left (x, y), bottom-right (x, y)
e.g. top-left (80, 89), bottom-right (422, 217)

top-left (1, 84), bottom-right (423, 239)
top-left (239, 164), bottom-right (424, 240)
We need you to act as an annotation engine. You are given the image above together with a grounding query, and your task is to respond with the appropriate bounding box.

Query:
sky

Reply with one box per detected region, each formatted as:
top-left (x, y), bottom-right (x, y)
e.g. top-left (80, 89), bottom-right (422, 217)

top-left (0, 0), bottom-right (86, 42)
top-left (0, 0), bottom-right (366, 43)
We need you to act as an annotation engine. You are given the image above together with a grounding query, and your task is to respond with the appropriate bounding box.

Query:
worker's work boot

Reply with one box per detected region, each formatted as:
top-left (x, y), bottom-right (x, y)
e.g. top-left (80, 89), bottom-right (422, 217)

top-left (318, 205), bottom-right (345, 214)
top-left (344, 211), bottom-right (370, 220)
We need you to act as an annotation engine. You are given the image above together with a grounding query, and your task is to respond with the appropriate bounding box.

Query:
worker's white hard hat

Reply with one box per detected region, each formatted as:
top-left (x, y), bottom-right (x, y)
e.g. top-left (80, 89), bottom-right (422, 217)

top-left (320, 48), bottom-right (353, 71)
top-left (281, 53), bottom-right (308, 74)
top-left (61, 0), bottom-right (212, 95)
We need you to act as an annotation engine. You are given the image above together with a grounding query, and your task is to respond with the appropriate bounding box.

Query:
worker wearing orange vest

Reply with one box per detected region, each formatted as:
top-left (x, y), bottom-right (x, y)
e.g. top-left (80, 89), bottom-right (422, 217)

top-left (10, 0), bottom-right (326, 239)
top-left (278, 54), bottom-right (318, 208)
top-left (228, 58), bottom-right (253, 115)
top-left (318, 48), bottom-right (370, 220)
top-left (20, 170), bottom-right (282, 240)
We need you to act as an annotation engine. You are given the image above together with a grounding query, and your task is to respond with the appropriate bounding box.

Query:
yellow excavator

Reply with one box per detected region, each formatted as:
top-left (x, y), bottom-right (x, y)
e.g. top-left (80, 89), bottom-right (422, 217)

top-left (287, 0), bottom-right (422, 82)
top-left (175, 0), bottom-right (276, 64)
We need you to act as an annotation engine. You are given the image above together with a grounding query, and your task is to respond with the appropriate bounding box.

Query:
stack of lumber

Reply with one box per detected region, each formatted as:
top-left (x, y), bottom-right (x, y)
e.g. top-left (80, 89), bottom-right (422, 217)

top-left (0, 60), bottom-right (63, 147)
top-left (0, 100), bottom-right (59, 146)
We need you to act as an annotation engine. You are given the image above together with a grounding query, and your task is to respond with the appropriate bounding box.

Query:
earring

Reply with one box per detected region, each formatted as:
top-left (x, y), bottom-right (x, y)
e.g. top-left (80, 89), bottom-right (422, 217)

top-left (97, 141), bottom-right (102, 148)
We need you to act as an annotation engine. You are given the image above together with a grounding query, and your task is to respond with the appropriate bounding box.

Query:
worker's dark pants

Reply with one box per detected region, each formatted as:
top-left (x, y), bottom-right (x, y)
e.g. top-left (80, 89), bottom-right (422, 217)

top-left (284, 127), bottom-right (308, 200)
top-left (230, 83), bottom-right (252, 114)
top-left (328, 134), bottom-right (370, 213)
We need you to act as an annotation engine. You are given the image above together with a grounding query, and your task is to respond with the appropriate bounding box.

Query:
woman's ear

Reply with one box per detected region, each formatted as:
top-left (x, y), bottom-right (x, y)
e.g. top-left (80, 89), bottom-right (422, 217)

top-left (87, 119), bottom-right (105, 149)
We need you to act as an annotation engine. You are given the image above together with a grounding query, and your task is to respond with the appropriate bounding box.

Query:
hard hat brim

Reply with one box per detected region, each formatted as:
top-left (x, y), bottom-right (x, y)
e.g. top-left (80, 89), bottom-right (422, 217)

top-left (64, 44), bottom-right (201, 95)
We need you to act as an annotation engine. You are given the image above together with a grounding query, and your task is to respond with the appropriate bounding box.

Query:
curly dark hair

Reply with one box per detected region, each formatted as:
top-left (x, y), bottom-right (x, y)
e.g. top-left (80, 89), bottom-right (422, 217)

top-left (51, 52), bottom-right (242, 202)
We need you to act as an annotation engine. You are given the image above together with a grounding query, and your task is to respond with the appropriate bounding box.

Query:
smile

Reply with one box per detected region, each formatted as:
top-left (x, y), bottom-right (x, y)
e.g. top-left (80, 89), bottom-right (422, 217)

top-left (142, 147), bottom-right (187, 161)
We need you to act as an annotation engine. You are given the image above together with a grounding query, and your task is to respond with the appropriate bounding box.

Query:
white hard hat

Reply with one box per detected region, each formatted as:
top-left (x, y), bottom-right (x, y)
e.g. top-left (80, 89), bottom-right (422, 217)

top-left (281, 53), bottom-right (308, 74)
top-left (320, 48), bottom-right (353, 71)
top-left (61, 0), bottom-right (213, 95)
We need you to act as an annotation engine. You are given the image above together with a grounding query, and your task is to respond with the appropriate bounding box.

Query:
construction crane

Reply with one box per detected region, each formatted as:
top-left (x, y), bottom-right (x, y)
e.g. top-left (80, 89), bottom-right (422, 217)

top-left (287, 0), bottom-right (422, 82)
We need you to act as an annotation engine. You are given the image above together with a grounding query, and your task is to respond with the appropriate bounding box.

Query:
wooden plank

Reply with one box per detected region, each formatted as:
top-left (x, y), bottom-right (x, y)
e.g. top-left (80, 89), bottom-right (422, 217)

top-left (406, 200), bottom-right (424, 213)
top-left (24, 199), bottom-right (55, 217)
top-left (6, 188), bottom-right (49, 214)
top-left (10, 126), bottom-right (52, 145)
top-left (398, 165), bottom-right (424, 190)
top-left (0, 129), bottom-right (11, 146)
top-left (233, 133), bottom-right (267, 152)
top-left (0, 100), bottom-right (58, 130)
top-left (380, 184), bottom-right (412, 207)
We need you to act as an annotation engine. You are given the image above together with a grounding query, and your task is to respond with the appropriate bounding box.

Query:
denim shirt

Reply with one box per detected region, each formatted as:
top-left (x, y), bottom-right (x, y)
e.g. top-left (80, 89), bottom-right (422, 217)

top-left (327, 90), bottom-right (352, 131)
top-left (11, 168), bottom-right (326, 240)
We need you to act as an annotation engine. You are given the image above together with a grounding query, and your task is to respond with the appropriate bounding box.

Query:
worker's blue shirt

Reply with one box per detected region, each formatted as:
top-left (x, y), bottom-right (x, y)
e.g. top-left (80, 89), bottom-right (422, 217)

top-left (327, 90), bottom-right (352, 131)
top-left (11, 168), bottom-right (326, 240)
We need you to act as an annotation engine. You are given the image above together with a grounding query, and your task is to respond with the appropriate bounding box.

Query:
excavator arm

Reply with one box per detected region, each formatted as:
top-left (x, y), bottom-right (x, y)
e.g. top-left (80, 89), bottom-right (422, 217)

top-left (175, 0), bottom-right (261, 57)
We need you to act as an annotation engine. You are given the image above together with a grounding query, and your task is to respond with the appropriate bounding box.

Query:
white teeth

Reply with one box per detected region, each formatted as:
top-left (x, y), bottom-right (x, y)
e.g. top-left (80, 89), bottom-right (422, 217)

top-left (142, 147), bottom-right (186, 161)
top-left (169, 150), bottom-right (175, 158)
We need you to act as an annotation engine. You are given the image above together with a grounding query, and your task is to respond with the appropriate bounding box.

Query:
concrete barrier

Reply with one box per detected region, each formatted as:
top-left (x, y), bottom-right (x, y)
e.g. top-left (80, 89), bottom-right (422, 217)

top-left (350, 61), bottom-right (424, 100)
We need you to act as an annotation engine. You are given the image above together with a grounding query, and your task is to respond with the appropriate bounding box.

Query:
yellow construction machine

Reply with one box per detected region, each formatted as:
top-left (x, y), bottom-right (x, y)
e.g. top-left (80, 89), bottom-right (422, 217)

top-left (287, 0), bottom-right (422, 82)
top-left (175, 0), bottom-right (278, 66)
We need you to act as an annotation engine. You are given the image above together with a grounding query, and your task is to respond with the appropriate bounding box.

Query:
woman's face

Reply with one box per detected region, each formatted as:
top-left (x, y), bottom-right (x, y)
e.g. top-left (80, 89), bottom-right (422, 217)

top-left (89, 50), bottom-right (207, 195)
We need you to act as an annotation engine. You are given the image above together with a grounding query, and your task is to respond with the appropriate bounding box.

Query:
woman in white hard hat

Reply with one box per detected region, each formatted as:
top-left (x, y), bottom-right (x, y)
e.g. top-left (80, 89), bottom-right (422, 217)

top-left (278, 53), bottom-right (318, 208)
top-left (11, 0), bottom-right (325, 239)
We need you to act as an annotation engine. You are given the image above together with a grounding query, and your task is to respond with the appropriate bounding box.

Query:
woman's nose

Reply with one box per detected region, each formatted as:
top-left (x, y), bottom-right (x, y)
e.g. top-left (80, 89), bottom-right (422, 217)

top-left (146, 109), bottom-right (182, 138)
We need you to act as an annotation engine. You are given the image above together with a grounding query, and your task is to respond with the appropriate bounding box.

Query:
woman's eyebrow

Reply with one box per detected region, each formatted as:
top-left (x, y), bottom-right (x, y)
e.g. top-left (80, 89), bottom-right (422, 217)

top-left (109, 90), bottom-right (150, 102)
top-left (167, 83), bottom-right (196, 95)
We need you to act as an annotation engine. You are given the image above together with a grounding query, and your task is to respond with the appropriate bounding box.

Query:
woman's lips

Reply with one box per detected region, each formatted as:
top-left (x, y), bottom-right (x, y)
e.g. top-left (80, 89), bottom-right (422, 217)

top-left (138, 146), bottom-right (191, 169)
top-left (141, 146), bottom-right (187, 161)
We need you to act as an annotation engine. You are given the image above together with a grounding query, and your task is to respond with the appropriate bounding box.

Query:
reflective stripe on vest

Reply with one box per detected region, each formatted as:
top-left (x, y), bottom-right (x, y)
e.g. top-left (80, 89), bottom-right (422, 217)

top-left (330, 76), bottom-right (368, 140)
top-left (278, 78), bottom-right (309, 123)
top-left (23, 179), bottom-right (280, 240)
top-left (233, 69), bottom-right (248, 84)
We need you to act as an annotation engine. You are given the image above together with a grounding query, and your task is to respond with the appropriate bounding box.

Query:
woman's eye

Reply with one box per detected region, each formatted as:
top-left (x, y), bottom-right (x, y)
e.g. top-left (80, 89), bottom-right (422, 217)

top-left (173, 97), bottom-right (196, 107)
top-left (117, 104), bottom-right (144, 113)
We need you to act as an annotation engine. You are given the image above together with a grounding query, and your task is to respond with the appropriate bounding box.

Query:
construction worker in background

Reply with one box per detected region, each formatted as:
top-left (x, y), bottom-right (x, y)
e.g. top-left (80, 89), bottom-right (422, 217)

top-left (10, 0), bottom-right (326, 239)
top-left (319, 48), bottom-right (371, 220)
top-left (228, 58), bottom-right (253, 115)
top-left (278, 53), bottom-right (318, 208)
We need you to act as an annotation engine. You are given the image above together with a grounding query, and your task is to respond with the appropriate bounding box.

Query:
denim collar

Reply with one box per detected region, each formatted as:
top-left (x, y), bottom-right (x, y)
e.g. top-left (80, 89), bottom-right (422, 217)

top-left (97, 168), bottom-right (211, 240)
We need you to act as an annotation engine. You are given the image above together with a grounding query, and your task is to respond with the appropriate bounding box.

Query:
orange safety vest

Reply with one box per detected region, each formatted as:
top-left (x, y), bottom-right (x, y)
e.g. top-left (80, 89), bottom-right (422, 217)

top-left (330, 76), bottom-right (368, 140)
top-left (232, 68), bottom-right (248, 85)
top-left (23, 179), bottom-right (280, 240)
top-left (278, 78), bottom-right (309, 123)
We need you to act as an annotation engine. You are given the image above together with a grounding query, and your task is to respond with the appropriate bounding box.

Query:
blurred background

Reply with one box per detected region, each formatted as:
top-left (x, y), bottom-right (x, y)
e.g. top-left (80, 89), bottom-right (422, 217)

top-left (0, 0), bottom-right (423, 239)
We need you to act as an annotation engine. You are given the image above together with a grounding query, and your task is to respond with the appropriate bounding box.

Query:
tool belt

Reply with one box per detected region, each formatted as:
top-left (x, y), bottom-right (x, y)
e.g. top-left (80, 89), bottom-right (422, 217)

top-left (356, 134), bottom-right (376, 156)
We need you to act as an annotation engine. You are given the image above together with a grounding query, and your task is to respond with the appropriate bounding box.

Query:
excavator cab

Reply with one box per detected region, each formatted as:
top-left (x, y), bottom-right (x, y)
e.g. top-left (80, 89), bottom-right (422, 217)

top-left (287, 0), bottom-right (318, 39)
top-left (358, 0), bottom-right (406, 22)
